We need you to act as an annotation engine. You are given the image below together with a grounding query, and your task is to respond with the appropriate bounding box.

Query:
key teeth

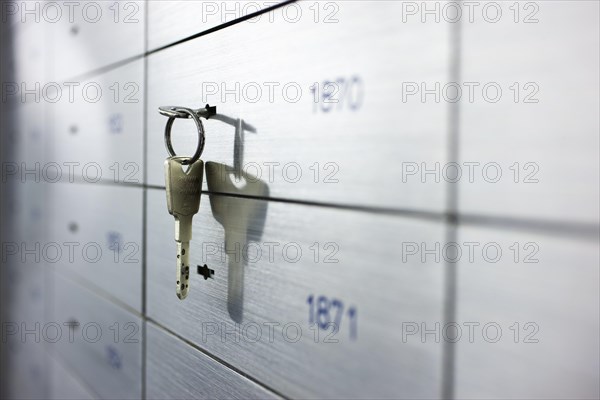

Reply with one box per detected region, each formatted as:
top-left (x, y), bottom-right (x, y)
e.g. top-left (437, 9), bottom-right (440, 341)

top-left (177, 283), bottom-right (189, 300)
top-left (197, 264), bottom-right (215, 280)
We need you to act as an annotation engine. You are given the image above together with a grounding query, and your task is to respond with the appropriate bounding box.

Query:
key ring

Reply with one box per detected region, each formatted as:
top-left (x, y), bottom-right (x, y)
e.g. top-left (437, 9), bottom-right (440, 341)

top-left (159, 104), bottom-right (217, 120)
top-left (161, 105), bottom-right (215, 165)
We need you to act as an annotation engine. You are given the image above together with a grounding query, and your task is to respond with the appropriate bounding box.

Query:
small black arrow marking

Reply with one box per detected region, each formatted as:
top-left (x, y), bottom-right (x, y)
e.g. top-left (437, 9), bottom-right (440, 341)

top-left (197, 264), bottom-right (215, 280)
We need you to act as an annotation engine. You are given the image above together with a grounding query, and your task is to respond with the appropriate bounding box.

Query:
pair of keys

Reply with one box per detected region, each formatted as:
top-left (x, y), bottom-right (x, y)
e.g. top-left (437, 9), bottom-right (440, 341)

top-left (160, 105), bottom-right (217, 300)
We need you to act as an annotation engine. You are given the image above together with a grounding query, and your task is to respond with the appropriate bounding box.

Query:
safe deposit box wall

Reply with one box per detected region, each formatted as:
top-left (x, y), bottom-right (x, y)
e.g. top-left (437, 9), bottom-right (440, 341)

top-left (0, 1), bottom-right (598, 399)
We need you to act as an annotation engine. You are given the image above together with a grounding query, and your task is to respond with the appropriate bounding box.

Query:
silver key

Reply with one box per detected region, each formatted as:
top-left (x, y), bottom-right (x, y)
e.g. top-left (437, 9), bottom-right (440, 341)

top-left (165, 156), bottom-right (203, 300)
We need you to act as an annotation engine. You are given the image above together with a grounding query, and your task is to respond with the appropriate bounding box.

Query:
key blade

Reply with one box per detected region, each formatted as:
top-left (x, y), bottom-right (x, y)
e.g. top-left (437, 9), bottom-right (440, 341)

top-left (164, 156), bottom-right (204, 301)
top-left (174, 215), bottom-right (193, 243)
top-left (176, 241), bottom-right (191, 300)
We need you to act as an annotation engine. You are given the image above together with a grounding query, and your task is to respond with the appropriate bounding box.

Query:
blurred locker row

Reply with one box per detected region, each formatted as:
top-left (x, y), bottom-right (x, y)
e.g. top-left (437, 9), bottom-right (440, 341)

top-left (1, 1), bottom-right (598, 399)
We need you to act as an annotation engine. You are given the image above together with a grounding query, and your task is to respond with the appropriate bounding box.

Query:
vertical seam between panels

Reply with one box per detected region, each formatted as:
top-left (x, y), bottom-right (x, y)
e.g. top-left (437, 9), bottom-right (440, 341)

top-left (442, 5), bottom-right (462, 399)
top-left (141, 1), bottom-right (149, 398)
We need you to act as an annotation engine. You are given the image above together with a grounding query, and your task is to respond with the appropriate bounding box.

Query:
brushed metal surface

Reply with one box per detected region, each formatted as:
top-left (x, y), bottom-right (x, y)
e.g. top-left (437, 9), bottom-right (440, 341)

top-left (49, 1), bottom-right (144, 81)
top-left (148, 0), bottom-right (288, 51)
top-left (146, 186), bottom-right (445, 399)
top-left (11, 179), bottom-right (47, 249)
top-left (0, 5), bottom-right (22, 35)
top-left (50, 273), bottom-right (142, 400)
top-left (51, 59), bottom-right (144, 184)
top-left (11, 25), bottom-right (48, 172)
top-left (1, 181), bottom-right (47, 341)
top-left (2, 341), bottom-right (49, 400)
top-left (1, 261), bottom-right (46, 332)
top-left (3, 187), bottom-right (51, 400)
top-left (146, 322), bottom-right (281, 399)
top-left (49, 353), bottom-right (97, 400)
top-left (47, 182), bottom-right (143, 312)
top-left (13, 22), bottom-right (47, 84)
top-left (459, 1), bottom-right (600, 224)
top-left (147, 2), bottom-right (450, 211)
top-left (454, 226), bottom-right (600, 399)
top-left (13, 103), bottom-right (48, 173)
top-left (1, 260), bottom-right (48, 400)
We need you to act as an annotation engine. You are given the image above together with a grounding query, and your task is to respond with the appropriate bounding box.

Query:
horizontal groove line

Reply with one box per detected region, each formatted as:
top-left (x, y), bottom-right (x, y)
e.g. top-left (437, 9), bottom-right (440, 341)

top-left (60, 0), bottom-right (297, 83)
top-left (205, 189), bottom-right (444, 221)
top-left (146, 0), bottom-right (297, 56)
top-left (44, 350), bottom-right (102, 400)
top-left (457, 214), bottom-right (600, 241)
top-left (14, 0), bottom-right (600, 84)
top-left (49, 271), bottom-right (285, 398)
top-left (145, 318), bottom-right (288, 399)
top-left (45, 178), bottom-right (445, 221)
top-left (53, 268), bottom-right (145, 320)
top-left (67, 54), bottom-right (145, 83)
top-left (37, 178), bottom-right (600, 239)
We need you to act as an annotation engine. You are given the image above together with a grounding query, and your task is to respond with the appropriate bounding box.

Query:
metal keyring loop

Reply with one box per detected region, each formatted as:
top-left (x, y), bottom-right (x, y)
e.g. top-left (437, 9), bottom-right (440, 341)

top-left (164, 107), bottom-right (205, 165)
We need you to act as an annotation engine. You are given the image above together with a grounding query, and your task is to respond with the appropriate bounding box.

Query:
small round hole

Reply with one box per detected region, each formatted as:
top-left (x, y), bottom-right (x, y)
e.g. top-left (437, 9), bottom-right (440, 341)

top-left (68, 222), bottom-right (78, 233)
